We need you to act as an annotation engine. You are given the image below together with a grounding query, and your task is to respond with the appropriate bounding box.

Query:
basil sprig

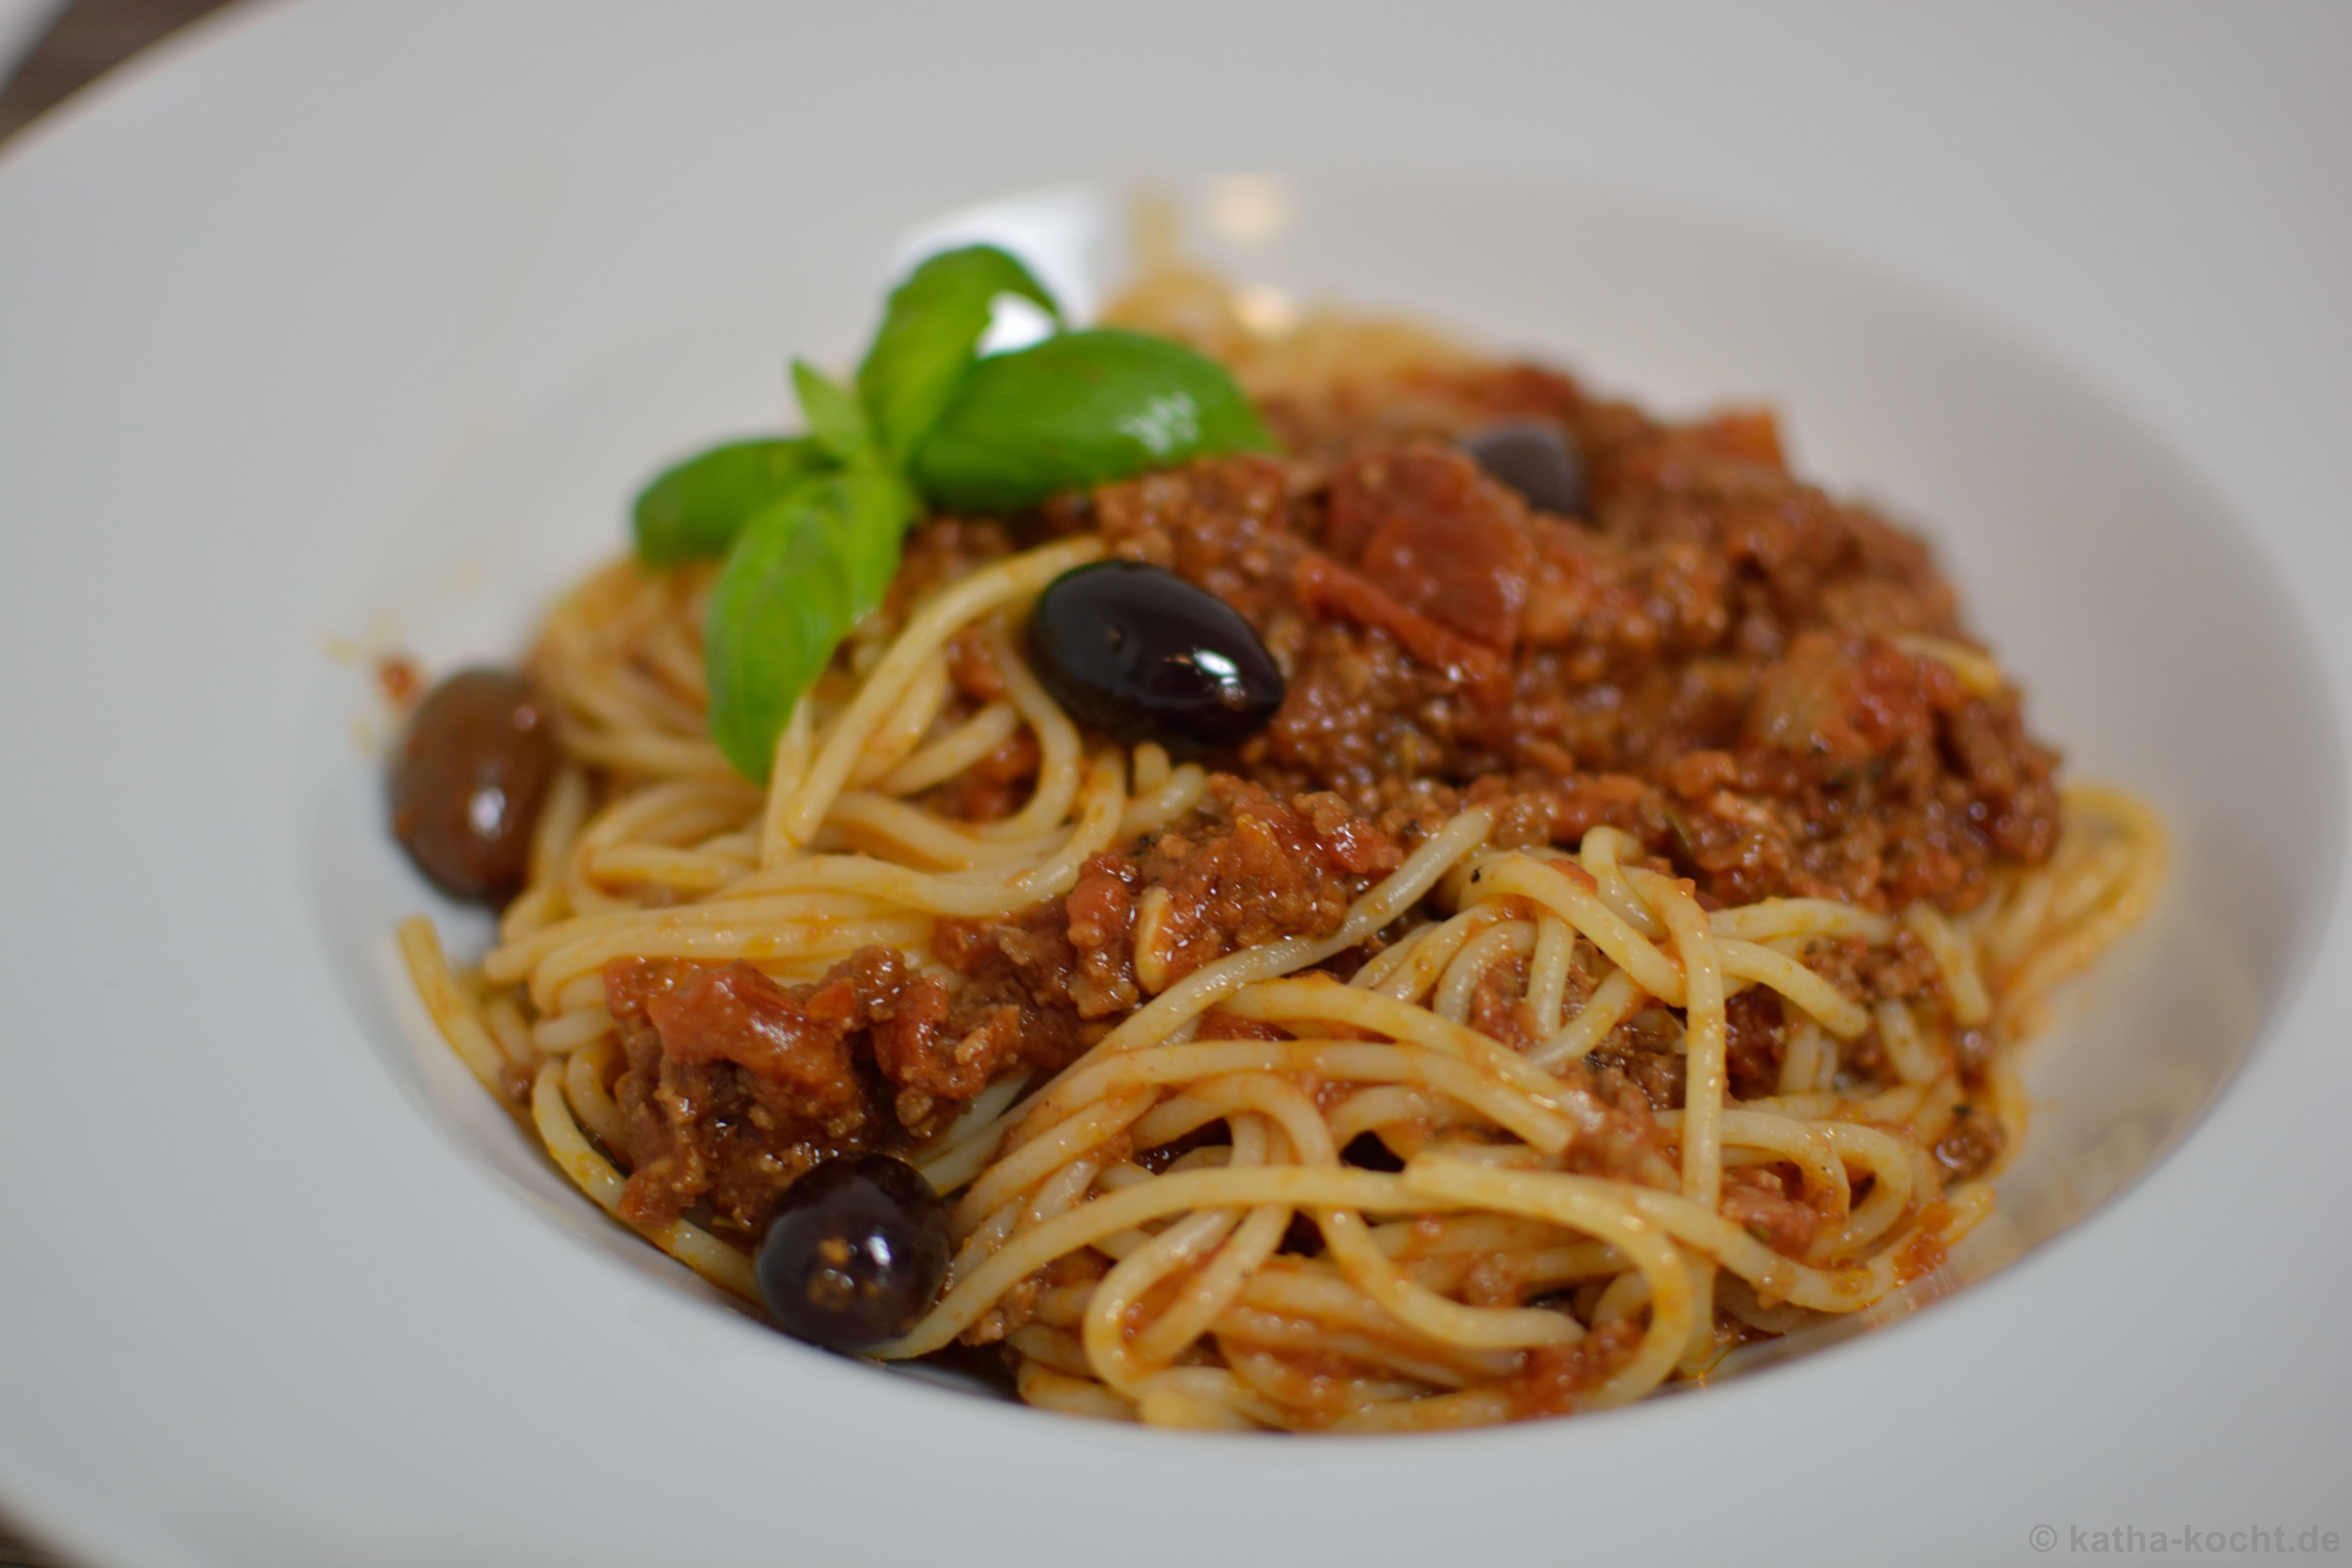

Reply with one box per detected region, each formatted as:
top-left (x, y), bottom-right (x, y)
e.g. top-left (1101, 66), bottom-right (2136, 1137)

top-left (632, 437), bottom-right (830, 567)
top-left (858, 245), bottom-right (1061, 466)
top-left (705, 464), bottom-right (910, 779)
top-left (703, 362), bottom-right (918, 780)
top-left (633, 243), bottom-right (1273, 782)
top-left (911, 328), bottom-right (1274, 514)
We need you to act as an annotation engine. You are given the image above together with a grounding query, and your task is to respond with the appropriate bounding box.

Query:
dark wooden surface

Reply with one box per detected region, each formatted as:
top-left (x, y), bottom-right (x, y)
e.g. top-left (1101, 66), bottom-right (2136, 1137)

top-left (0, 4), bottom-right (248, 1550)
top-left (0, 0), bottom-right (235, 142)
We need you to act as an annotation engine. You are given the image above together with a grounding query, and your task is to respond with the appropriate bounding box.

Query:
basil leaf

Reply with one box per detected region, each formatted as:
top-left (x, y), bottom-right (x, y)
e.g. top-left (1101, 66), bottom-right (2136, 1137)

top-left (792, 360), bottom-right (877, 465)
top-left (704, 466), bottom-right (920, 782)
top-left (631, 436), bottom-right (829, 566)
top-left (909, 329), bottom-right (1274, 514)
top-left (705, 480), bottom-right (852, 782)
top-left (837, 456), bottom-right (921, 616)
top-left (857, 245), bottom-right (1062, 468)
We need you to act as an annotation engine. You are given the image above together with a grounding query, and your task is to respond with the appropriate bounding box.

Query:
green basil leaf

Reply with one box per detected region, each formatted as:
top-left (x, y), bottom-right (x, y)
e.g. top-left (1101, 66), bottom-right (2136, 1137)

top-left (909, 329), bottom-right (1274, 514)
top-left (857, 245), bottom-right (1062, 467)
top-left (838, 456), bottom-right (921, 616)
top-left (705, 478), bottom-right (853, 782)
top-left (792, 360), bottom-right (876, 465)
top-left (630, 436), bottom-right (829, 566)
top-left (703, 465), bottom-right (920, 782)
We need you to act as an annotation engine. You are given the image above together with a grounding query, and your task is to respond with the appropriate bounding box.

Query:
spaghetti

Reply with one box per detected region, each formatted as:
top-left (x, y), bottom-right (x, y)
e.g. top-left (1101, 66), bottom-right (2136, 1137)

top-left (396, 274), bottom-right (2163, 1431)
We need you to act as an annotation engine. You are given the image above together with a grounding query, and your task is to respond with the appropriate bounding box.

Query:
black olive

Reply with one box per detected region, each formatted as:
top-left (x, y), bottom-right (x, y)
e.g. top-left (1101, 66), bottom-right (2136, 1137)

top-left (1460, 420), bottom-right (1586, 517)
top-left (755, 1154), bottom-right (950, 1352)
top-left (388, 668), bottom-right (557, 903)
top-left (1026, 561), bottom-right (1285, 755)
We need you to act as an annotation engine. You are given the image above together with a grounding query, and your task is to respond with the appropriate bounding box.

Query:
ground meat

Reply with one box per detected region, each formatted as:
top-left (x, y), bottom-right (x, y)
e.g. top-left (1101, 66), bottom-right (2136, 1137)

top-left (1126, 778), bottom-right (1405, 991)
top-left (1062, 854), bottom-right (1140, 1018)
top-left (929, 915), bottom-right (1093, 1074)
top-left (1932, 1103), bottom-right (2007, 1183)
top-left (604, 956), bottom-right (893, 1234)
top-left (1552, 1060), bottom-right (1679, 1183)
top-left (1467, 953), bottom-right (1538, 1050)
top-left (624, 374), bottom-right (2051, 1242)
top-left (888, 517), bottom-right (1016, 613)
top-left (962, 1249), bottom-right (1104, 1347)
top-left (1326, 444), bottom-right (1535, 653)
top-left (944, 622), bottom-right (1009, 702)
top-left (1196, 1009), bottom-right (1292, 1044)
top-left (1090, 452), bottom-right (1303, 628)
top-left (1081, 377), bottom-right (2061, 913)
top-left (602, 944), bottom-right (1069, 1229)
top-left (564, 358), bottom-right (2062, 1397)
top-left (1724, 989), bottom-right (1786, 1101)
top-left (1293, 552), bottom-right (1512, 706)
top-left (865, 972), bottom-right (1020, 1136)
top-left (1797, 930), bottom-right (1943, 1012)
top-left (919, 726), bottom-right (1040, 824)
top-left (1585, 1007), bottom-right (1688, 1112)
top-left (924, 780), bottom-right (1408, 1073)
top-left (1836, 1027), bottom-right (1893, 1094)
top-left (1860, 929), bottom-right (1945, 1005)
top-left (1504, 1317), bottom-right (1647, 1419)
top-left (1719, 1165), bottom-right (1820, 1257)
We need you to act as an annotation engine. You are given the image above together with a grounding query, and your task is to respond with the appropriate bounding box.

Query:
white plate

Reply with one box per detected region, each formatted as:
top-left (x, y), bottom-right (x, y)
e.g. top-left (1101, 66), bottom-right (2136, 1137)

top-left (5, 6), bottom-right (2350, 1566)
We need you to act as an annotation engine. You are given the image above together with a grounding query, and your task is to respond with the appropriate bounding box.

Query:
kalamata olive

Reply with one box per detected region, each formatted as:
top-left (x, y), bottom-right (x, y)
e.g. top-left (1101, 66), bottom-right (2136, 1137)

top-left (1460, 420), bottom-right (1586, 517)
top-left (1026, 561), bottom-right (1285, 755)
top-left (756, 1154), bottom-right (951, 1352)
top-left (388, 668), bottom-right (557, 903)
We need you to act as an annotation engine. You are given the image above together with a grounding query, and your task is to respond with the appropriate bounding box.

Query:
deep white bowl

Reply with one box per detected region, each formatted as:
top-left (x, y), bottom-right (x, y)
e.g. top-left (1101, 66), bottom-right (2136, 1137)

top-left (5, 9), bottom-right (2348, 1564)
top-left (310, 176), bottom-right (2339, 1338)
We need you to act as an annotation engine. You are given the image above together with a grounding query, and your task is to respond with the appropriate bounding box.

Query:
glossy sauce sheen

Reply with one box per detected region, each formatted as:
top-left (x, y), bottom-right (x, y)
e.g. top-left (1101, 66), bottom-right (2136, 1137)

top-left (388, 669), bottom-right (557, 901)
top-left (1026, 560), bottom-right (1285, 754)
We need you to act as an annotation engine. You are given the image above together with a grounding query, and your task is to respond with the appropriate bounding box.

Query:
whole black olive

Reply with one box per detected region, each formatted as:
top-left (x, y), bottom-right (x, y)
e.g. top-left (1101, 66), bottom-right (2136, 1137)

top-left (1460, 420), bottom-right (1586, 517)
top-left (755, 1154), bottom-right (951, 1352)
top-left (388, 668), bottom-right (557, 902)
top-left (1026, 561), bottom-right (1285, 755)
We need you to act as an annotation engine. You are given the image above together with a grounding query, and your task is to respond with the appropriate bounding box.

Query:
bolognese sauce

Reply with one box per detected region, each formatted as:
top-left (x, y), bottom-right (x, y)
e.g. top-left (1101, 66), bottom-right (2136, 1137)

top-left (392, 245), bottom-right (2161, 1429)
